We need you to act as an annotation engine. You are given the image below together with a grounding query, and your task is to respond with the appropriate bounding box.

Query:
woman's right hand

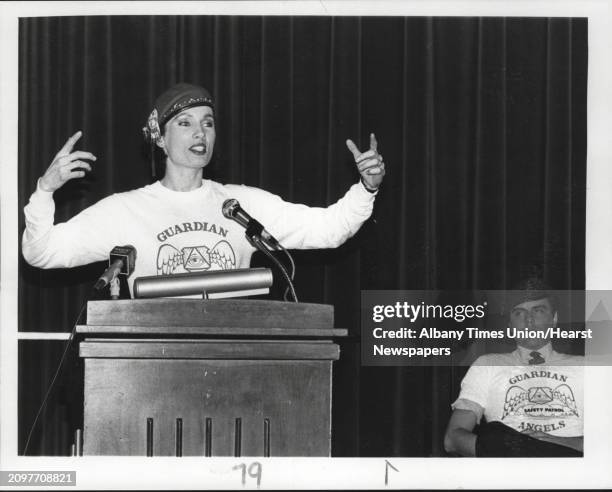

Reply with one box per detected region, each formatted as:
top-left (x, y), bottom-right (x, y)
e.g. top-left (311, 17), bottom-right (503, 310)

top-left (39, 131), bottom-right (97, 192)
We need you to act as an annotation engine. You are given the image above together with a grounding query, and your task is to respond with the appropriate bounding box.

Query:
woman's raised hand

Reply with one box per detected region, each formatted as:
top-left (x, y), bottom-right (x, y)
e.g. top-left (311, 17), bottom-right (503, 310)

top-left (346, 133), bottom-right (385, 191)
top-left (39, 131), bottom-right (97, 192)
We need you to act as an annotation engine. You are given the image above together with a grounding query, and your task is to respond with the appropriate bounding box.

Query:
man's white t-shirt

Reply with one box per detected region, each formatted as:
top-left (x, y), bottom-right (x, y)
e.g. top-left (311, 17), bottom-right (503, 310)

top-left (452, 344), bottom-right (584, 437)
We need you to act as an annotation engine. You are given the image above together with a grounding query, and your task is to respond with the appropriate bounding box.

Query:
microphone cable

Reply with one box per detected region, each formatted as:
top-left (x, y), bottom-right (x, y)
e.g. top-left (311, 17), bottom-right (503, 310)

top-left (252, 236), bottom-right (298, 303)
top-left (22, 294), bottom-right (89, 455)
top-left (277, 243), bottom-right (296, 302)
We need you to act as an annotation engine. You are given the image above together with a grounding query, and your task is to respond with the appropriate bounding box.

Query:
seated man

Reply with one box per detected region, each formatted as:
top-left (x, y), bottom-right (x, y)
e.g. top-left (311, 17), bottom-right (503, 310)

top-left (444, 280), bottom-right (584, 457)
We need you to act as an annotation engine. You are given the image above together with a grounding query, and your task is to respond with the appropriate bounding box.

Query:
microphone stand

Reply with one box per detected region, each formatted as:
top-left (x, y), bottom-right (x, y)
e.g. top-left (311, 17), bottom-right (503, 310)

top-left (250, 236), bottom-right (299, 303)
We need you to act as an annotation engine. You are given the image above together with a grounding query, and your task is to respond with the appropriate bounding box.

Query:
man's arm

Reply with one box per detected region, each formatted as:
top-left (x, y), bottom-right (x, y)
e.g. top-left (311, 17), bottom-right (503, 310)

top-left (444, 408), bottom-right (479, 457)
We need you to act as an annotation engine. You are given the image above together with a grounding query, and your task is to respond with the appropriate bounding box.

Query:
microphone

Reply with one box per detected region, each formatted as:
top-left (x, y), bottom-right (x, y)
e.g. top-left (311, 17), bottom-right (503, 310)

top-left (93, 245), bottom-right (137, 291)
top-left (222, 199), bottom-right (280, 250)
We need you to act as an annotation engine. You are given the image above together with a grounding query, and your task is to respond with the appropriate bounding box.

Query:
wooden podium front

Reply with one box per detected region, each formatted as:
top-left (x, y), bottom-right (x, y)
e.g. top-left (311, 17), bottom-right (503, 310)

top-left (76, 299), bottom-right (346, 457)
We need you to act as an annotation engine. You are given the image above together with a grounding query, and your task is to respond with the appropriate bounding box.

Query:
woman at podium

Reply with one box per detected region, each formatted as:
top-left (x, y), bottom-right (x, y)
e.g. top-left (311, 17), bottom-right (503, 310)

top-left (21, 83), bottom-right (386, 296)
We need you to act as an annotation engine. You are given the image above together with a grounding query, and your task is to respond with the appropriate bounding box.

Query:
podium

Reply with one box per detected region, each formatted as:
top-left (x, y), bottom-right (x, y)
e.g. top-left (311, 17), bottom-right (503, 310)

top-left (76, 299), bottom-right (346, 456)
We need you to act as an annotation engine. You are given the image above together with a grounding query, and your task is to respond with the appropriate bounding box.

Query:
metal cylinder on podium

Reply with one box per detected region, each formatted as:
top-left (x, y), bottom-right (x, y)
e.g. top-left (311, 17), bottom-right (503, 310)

top-left (133, 267), bottom-right (273, 299)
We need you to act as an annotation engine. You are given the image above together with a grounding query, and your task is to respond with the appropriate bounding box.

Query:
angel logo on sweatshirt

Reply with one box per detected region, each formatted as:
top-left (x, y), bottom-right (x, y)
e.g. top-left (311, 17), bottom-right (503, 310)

top-left (499, 369), bottom-right (580, 435)
top-left (155, 220), bottom-right (237, 275)
top-left (157, 240), bottom-right (236, 275)
top-left (502, 383), bottom-right (579, 420)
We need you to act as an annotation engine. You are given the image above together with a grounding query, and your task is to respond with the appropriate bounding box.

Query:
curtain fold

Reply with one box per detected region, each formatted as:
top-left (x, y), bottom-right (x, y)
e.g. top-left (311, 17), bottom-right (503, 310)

top-left (18, 16), bottom-right (586, 456)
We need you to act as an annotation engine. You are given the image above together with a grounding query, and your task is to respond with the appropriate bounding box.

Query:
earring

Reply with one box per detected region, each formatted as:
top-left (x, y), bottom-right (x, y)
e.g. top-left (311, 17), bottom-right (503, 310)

top-left (142, 108), bottom-right (161, 144)
top-left (141, 109), bottom-right (162, 179)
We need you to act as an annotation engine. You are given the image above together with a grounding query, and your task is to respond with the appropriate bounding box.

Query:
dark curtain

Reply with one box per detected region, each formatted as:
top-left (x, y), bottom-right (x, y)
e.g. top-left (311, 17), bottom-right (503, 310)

top-left (18, 16), bottom-right (586, 456)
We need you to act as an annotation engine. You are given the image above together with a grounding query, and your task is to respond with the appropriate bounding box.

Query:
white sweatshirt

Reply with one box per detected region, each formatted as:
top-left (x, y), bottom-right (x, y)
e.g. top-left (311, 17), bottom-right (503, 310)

top-left (22, 179), bottom-right (376, 295)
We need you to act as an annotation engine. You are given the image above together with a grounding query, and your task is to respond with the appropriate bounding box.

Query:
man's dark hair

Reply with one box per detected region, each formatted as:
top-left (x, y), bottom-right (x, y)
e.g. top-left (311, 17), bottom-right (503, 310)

top-left (504, 276), bottom-right (558, 315)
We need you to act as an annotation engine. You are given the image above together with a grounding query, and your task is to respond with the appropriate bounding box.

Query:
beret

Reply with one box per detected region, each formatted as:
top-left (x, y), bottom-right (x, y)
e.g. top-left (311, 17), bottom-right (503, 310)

top-left (154, 83), bottom-right (214, 127)
top-left (143, 83), bottom-right (214, 143)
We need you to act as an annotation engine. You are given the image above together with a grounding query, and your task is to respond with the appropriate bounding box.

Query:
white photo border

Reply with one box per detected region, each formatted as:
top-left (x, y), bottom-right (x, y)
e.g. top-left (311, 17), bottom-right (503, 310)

top-left (1, 1), bottom-right (611, 489)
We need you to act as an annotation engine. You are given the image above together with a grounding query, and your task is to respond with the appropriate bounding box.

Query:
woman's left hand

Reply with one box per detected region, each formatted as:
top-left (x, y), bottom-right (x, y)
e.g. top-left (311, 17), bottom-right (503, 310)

top-left (346, 133), bottom-right (386, 191)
